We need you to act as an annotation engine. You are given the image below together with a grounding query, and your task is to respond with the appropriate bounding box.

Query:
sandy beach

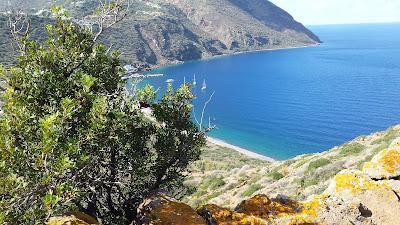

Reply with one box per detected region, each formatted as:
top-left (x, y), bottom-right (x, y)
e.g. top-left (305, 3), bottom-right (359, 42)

top-left (207, 137), bottom-right (275, 162)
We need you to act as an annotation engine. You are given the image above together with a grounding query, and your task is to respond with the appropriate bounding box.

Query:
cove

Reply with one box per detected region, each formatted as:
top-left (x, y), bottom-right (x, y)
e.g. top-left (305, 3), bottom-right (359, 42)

top-left (144, 23), bottom-right (400, 160)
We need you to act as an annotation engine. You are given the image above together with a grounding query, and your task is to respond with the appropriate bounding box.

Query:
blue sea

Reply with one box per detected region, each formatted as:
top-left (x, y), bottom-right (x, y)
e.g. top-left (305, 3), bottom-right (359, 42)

top-left (145, 23), bottom-right (400, 160)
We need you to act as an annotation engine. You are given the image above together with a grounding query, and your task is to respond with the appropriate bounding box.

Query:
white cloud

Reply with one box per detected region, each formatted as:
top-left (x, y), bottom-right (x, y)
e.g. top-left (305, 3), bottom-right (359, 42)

top-left (270, 0), bottom-right (400, 25)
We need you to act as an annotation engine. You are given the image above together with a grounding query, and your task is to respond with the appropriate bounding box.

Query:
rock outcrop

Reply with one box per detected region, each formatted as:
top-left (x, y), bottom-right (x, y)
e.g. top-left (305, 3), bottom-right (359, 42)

top-left (363, 139), bottom-right (400, 179)
top-left (197, 195), bottom-right (311, 225)
top-left (135, 192), bottom-right (207, 225)
top-left (47, 212), bottom-right (100, 225)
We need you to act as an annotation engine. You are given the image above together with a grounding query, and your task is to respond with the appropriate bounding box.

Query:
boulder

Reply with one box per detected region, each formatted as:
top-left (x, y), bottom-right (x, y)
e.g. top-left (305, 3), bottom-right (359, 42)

top-left (197, 194), bottom-right (314, 225)
top-left (235, 194), bottom-right (301, 219)
top-left (311, 195), bottom-right (373, 225)
top-left (46, 212), bottom-right (99, 225)
top-left (135, 191), bottom-right (206, 225)
top-left (322, 170), bottom-right (400, 225)
top-left (197, 204), bottom-right (267, 225)
top-left (379, 179), bottom-right (400, 195)
top-left (363, 148), bottom-right (400, 179)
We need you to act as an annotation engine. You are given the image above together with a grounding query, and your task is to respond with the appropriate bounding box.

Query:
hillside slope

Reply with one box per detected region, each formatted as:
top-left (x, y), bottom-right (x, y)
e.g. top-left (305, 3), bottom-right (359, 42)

top-left (48, 126), bottom-right (400, 224)
top-left (0, 0), bottom-right (320, 67)
top-left (184, 125), bottom-right (400, 209)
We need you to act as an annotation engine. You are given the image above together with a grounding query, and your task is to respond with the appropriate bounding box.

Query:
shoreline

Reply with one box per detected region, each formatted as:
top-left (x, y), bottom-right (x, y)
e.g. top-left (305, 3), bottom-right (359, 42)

top-left (224, 43), bottom-right (320, 58)
top-left (207, 137), bottom-right (275, 162)
top-left (148, 43), bottom-right (320, 71)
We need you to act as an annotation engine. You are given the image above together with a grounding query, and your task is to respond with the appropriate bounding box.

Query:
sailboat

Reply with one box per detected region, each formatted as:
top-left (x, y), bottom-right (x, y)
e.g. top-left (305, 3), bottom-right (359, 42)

top-left (201, 79), bottom-right (207, 91)
top-left (193, 74), bottom-right (197, 86)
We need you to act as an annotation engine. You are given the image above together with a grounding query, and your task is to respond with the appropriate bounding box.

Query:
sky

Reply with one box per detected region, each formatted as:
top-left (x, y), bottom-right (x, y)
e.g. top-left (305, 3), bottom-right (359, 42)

top-left (270, 0), bottom-right (400, 25)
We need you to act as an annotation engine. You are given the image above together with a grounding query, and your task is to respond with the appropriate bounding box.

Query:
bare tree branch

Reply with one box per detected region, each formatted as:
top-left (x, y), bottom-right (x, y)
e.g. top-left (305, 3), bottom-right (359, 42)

top-left (200, 91), bottom-right (215, 131)
top-left (7, 10), bottom-right (30, 54)
top-left (192, 107), bottom-right (200, 129)
top-left (194, 91), bottom-right (216, 132)
top-left (91, 0), bottom-right (131, 42)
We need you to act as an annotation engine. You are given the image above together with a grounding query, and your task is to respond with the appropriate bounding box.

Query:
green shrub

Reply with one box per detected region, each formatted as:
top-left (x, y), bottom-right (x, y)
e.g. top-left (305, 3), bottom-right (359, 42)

top-left (371, 127), bottom-right (400, 145)
top-left (301, 178), bottom-right (319, 187)
top-left (339, 143), bottom-right (364, 156)
top-left (301, 166), bottom-right (342, 188)
top-left (199, 175), bottom-right (226, 190)
top-left (294, 158), bottom-right (309, 168)
top-left (242, 184), bottom-right (263, 197)
top-left (267, 170), bottom-right (284, 180)
top-left (249, 174), bottom-right (262, 183)
top-left (0, 14), bottom-right (205, 225)
top-left (307, 158), bottom-right (331, 172)
top-left (202, 191), bottom-right (223, 204)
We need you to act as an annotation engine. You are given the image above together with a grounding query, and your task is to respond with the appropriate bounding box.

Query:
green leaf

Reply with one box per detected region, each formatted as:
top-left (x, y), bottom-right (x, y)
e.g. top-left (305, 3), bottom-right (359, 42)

top-left (50, 5), bottom-right (61, 15)
top-left (43, 191), bottom-right (60, 208)
top-left (80, 74), bottom-right (97, 92)
top-left (137, 85), bottom-right (156, 104)
top-left (0, 212), bottom-right (5, 224)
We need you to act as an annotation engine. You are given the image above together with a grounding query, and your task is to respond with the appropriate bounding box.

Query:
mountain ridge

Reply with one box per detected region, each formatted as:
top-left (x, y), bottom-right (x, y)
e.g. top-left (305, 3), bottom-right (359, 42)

top-left (0, 0), bottom-right (320, 68)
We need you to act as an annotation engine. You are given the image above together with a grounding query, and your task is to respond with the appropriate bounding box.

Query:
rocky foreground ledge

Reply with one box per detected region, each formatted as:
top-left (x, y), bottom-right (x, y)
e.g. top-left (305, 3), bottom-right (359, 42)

top-left (47, 135), bottom-right (400, 225)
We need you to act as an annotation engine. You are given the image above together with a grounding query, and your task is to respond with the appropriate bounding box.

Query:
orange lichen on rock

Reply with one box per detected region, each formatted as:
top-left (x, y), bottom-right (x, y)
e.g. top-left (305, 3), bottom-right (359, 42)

top-left (197, 204), bottom-right (267, 225)
top-left (271, 196), bottom-right (323, 225)
top-left (196, 195), bottom-right (313, 225)
top-left (150, 201), bottom-right (206, 225)
top-left (235, 194), bottom-right (301, 219)
top-left (136, 192), bottom-right (206, 225)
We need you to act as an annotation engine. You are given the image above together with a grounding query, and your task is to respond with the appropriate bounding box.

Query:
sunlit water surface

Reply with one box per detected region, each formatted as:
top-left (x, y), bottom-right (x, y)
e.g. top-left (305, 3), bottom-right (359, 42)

top-left (144, 23), bottom-right (400, 160)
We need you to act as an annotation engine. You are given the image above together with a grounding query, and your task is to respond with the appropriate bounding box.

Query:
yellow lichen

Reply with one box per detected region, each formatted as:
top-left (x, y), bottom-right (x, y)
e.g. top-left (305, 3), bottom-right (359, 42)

top-left (288, 214), bottom-right (321, 225)
top-left (236, 194), bottom-right (301, 219)
top-left (334, 172), bottom-right (392, 195)
top-left (152, 201), bottom-right (206, 225)
top-left (301, 196), bottom-right (323, 218)
top-left (198, 204), bottom-right (269, 225)
top-left (46, 216), bottom-right (98, 225)
top-left (239, 216), bottom-right (268, 225)
top-left (362, 162), bottom-right (377, 172)
top-left (377, 149), bottom-right (400, 175)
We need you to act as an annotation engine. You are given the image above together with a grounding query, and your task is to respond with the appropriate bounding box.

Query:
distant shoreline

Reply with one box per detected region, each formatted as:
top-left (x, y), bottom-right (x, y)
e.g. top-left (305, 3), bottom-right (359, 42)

top-left (207, 137), bottom-right (275, 162)
top-left (149, 43), bottom-right (320, 70)
top-left (223, 43), bottom-right (320, 58)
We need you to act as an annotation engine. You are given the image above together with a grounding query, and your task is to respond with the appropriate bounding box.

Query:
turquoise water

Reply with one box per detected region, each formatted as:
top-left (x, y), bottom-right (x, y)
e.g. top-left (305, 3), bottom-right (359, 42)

top-left (146, 23), bottom-right (400, 160)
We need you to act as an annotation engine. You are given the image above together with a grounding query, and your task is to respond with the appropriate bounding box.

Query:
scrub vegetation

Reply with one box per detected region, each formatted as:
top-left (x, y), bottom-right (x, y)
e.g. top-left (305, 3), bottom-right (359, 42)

top-left (0, 7), bottom-right (206, 225)
top-left (183, 125), bottom-right (400, 208)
